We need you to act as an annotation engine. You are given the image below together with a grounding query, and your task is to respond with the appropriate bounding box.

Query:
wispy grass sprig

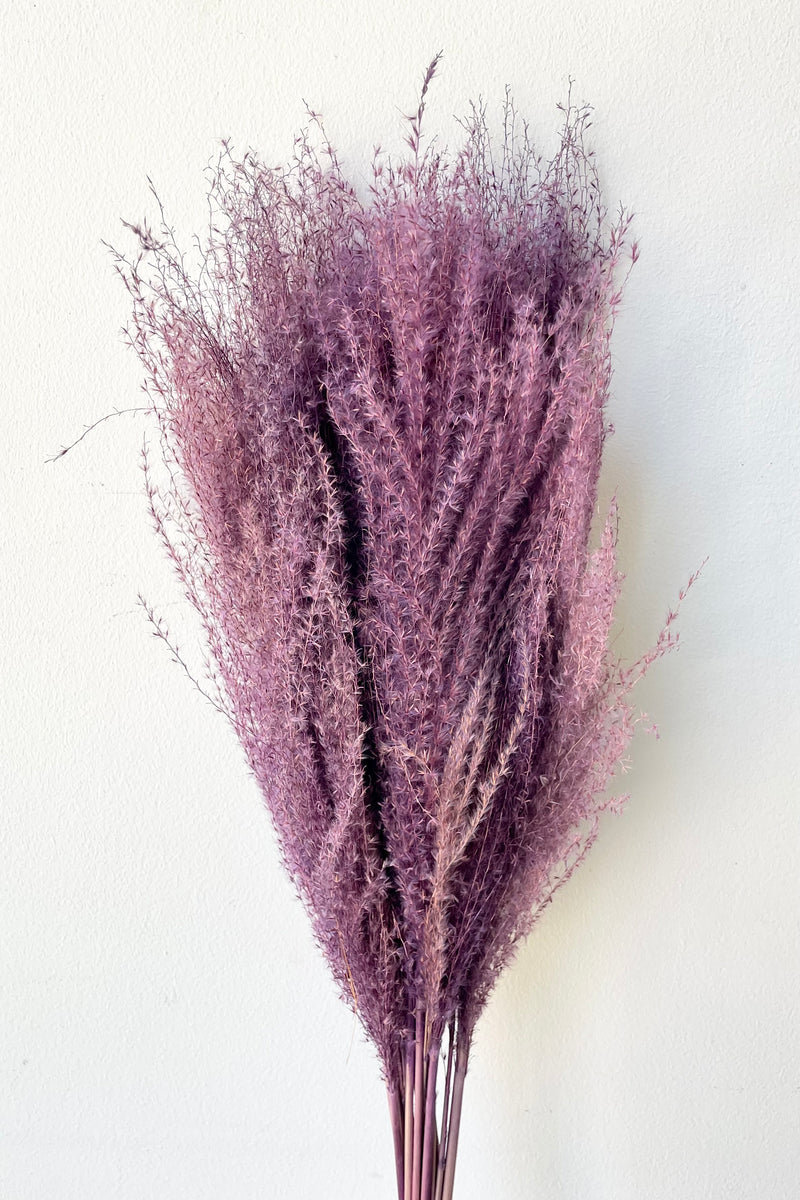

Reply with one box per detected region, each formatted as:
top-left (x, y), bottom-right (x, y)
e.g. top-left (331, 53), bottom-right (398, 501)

top-left (113, 53), bottom-right (693, 1199)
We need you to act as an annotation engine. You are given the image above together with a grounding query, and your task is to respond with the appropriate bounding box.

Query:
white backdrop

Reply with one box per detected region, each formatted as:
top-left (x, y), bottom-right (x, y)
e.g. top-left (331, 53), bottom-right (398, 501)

top-left (3, 3), bottom-right (798, 1198)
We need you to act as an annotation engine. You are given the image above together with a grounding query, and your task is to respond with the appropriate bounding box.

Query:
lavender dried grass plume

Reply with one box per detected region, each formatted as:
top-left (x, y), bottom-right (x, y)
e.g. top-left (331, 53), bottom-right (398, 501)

top-left (115, 55), bottom-right (690, 1199)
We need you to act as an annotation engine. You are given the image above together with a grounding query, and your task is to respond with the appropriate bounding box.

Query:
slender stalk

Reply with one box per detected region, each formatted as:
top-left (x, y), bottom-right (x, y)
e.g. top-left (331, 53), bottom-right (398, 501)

top-left (420, 1037), bottom-right (441, 1200)
top-left (432, 1124), bottom-right (440, 1197)
top-left (441, 1035), bottom-right (469, 1200)
top-left (404, 1041), bottom-right (414, 1200)
top-left (412, 1006), bottom-right (426, 1200)
top-left (388, 1082), bottom-right (405, 1200)
top-left (434, 1021), bottom-right (455, 1200)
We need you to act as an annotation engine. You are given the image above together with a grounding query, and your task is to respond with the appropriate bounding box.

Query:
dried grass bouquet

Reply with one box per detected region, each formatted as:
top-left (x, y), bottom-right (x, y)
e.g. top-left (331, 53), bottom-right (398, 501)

top-left (113, 54), bottom-right (689, 1199)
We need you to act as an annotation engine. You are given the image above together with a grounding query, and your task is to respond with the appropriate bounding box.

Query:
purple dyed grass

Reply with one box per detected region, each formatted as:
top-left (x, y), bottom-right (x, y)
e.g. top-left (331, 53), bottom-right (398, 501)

top-left (115, 55), bottom-right (687, 1198)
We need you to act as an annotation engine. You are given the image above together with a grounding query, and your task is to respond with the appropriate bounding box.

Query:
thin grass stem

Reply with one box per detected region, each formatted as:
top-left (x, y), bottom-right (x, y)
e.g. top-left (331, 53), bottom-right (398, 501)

top-left (434, 1019), bottom-right (456, 1200)
top-left (412, 1006), bottom-right (426, 1200)
top-left (441, 1036), bottom-right (469, 1200)
top-left (420, 1037), bottom-right (441, 1200)
top-left (404, 1040), bottom-right (414, 1200)
top-left (388, 1082), bottom-right (405, 1200)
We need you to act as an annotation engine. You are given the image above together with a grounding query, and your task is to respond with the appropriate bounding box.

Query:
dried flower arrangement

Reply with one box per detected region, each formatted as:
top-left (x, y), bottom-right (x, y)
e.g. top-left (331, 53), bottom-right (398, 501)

top-left (112, 53), bottom-right (692, 1200)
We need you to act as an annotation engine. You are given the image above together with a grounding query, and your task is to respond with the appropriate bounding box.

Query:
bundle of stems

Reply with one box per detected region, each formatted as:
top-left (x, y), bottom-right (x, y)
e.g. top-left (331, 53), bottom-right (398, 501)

top-left (115, 55), bottom-right (686, 1198)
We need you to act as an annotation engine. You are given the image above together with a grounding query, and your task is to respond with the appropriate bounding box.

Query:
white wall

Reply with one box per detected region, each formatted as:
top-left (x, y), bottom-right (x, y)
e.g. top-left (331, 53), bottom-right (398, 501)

top-left (2, 3), bottom-right (798, 1197)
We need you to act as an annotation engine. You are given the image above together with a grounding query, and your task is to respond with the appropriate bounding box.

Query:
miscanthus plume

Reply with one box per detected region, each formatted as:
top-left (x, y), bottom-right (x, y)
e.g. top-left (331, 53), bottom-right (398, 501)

top-left (115, 55), bottom-right (687, 1200)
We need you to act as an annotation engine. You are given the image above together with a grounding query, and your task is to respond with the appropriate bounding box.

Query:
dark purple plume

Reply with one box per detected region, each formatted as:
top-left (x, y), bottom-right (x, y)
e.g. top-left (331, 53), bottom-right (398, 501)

top-left (116, 55), bottom-right (686, 1199)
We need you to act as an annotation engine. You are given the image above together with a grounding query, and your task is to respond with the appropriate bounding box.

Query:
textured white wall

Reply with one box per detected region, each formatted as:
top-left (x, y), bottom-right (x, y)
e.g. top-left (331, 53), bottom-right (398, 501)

top-left (3, 3), bottom-right (798, 1198)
